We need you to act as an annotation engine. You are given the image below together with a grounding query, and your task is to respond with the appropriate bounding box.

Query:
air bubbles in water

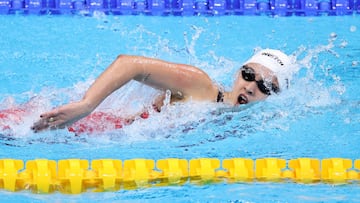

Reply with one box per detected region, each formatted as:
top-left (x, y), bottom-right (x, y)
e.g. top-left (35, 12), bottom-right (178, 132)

top-left (329, 32), bottom-right (337, 42)
top-left (92, 11), bottom-right (107, 20)
top-left (352, 61), bottom-right (358, 67)
top-left (340, 40), bottom-right (348, 48)
top-left (350, 25), bottom-right (356, 32)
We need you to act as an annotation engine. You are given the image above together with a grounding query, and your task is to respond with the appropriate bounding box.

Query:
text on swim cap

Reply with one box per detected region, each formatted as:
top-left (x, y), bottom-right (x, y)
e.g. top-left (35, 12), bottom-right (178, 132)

top-left (261, 52), bottom-right (284, 66)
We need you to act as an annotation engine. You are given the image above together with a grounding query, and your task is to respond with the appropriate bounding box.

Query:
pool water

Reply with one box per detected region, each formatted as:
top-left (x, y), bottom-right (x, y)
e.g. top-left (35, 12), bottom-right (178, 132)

top-left (0, 14), bottom-right (359, 202)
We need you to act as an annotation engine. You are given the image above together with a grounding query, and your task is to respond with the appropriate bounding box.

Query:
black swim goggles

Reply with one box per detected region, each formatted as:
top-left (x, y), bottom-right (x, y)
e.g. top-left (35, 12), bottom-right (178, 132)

top-left (240, 65), bottom-right (280, 95)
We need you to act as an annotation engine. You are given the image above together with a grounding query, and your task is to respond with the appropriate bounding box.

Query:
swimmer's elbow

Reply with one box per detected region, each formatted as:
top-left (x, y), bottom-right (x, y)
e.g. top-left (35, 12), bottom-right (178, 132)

top-left (113, 55), bottom-right (151, 86)
top-left (115, 54), bottom-right (141, 69)
top-left (115, 54), bottom-right (131, 62)
top-left (113, 54), bottom-right (140, 73)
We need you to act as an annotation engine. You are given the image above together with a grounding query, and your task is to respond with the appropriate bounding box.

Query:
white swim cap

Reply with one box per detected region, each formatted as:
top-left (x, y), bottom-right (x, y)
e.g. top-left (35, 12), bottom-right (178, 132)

top-left (245, 49), bottom-right (293, 90)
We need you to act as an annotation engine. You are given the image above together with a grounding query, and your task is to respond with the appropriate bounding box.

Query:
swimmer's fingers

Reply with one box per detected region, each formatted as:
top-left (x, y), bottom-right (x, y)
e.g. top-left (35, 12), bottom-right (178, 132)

top-left (39, 109), bottom-right (61, 120)
top-left (31, 118), bottom-right (51, 133)
top-left (32, 101), bottom-right (90, 133)
top-left (32, 117), bottom-right (67, 132)
top-left (31, 110), bottom-right (61, 132)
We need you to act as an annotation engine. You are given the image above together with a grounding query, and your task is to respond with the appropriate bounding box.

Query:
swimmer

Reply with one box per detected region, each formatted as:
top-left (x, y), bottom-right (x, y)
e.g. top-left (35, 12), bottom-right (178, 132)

top-left (31, 49), bottom-right (293, 133)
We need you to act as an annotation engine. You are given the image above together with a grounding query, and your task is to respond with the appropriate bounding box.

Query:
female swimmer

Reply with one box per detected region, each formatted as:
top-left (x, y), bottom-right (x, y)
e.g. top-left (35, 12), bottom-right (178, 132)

top-left (31, 49), bottom-right (293, 133)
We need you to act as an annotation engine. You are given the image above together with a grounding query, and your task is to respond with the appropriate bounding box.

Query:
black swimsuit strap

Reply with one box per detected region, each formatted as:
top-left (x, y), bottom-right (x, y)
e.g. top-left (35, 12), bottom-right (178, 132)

top-left (217, 90), bottom-right (224, 103)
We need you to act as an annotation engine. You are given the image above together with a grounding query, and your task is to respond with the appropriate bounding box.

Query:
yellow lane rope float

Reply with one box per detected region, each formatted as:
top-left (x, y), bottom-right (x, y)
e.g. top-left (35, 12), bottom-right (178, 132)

top-left (0, 158), bottom-right (359, 194)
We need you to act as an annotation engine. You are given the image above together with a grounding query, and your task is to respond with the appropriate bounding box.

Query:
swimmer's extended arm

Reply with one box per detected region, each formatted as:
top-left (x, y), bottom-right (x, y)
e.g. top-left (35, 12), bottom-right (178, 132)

top-left (83, 55), bottom-right (218, 109)
top-left (32, 55), bottom-right (218, 132)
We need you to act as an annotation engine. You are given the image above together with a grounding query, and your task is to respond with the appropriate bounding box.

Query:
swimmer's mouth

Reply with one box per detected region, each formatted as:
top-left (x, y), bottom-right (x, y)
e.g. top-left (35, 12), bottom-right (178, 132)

top-left (237, 94), bottom-right (248, 105)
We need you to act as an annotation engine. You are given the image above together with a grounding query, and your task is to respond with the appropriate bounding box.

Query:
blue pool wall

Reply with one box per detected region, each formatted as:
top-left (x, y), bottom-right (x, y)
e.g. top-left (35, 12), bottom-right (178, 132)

top-left (0, 0), bottom-right (359, 16)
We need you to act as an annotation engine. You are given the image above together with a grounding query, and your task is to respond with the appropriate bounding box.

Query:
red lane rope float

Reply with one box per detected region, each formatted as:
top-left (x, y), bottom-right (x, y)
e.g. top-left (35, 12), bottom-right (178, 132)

top-left (0, 158), bottom-right (359, 194)
top-left (0, 108), bottom-right (26, 131)
top-left (67, 111), bottom-right (150, 134)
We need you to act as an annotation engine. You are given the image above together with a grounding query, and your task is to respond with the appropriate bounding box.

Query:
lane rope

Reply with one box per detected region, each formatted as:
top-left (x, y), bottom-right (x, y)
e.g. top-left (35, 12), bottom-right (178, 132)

top-left (0, 157), bottom-right (359, 194)
top-left (0, 0), bottom-right (357, 16)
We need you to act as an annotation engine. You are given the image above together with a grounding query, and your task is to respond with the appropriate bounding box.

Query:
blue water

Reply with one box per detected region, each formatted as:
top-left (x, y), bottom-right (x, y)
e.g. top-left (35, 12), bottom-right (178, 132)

top-left (0, 14), bottom-right (359, 202)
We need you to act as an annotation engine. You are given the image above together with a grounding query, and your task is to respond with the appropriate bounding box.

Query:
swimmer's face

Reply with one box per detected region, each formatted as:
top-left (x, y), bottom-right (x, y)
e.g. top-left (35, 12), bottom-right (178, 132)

top-left (229, 63), bottom-right (280, 106)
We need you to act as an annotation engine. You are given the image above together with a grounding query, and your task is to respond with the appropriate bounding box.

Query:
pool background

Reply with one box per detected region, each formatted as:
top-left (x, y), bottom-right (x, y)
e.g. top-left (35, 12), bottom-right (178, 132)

top-left (0, 14), bottom-right (359, 202)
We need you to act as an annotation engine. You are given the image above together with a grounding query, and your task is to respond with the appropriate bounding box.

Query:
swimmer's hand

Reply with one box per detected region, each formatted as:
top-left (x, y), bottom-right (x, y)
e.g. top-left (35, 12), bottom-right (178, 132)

top-left (31, 101), bottom-right (92, 133)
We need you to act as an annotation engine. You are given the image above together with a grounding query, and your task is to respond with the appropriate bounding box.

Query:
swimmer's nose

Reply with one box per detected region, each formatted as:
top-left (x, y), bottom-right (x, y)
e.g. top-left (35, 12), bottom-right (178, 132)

top-left (244, 82), bottom-right (256, 96)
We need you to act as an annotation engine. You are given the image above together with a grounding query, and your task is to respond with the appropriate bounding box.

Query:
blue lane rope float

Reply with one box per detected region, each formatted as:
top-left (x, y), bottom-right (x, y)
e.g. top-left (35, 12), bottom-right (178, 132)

top-left (0, 158), bottom-right (359, 194)
top-left (0, 0), bottom-right (358, 15)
